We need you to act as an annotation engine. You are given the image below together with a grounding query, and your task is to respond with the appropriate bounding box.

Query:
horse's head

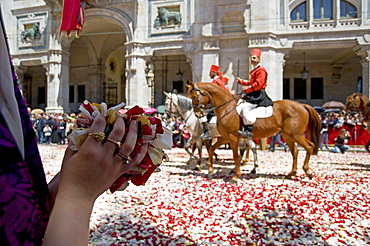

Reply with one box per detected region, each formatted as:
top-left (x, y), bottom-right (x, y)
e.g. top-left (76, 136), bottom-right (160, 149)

top-left (186, 81), bottom-right (210, 118)
top-left (345, 92), bottom-right (360, 112)
top-left (163, 91), bottom-right (179, 115)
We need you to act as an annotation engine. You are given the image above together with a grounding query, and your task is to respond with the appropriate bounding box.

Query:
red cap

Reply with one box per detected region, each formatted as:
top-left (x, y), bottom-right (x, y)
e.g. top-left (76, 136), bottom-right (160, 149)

top-left (251, 48), bottom-right (261, 59)
top-left (210, 65), bottom-right (219, 73)
top-left (222, 77), bottom-right (228, 84)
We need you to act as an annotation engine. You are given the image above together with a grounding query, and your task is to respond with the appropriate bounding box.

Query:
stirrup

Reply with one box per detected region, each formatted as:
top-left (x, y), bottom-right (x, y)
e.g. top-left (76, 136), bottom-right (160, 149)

top-left (201, 132), bottom-right (212, 141)
top-left (238, 130), bottom-right (253, 138)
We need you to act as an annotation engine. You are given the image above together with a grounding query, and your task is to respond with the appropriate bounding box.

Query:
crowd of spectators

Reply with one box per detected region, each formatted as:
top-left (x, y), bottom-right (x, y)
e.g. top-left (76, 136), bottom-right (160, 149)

top-left (155, 114), bottom-right (189, 148)
top-left (29, 106), bottom-right (367, 153)
top-left (29, 107), bottom-right (190, 149)
top-left (29, 107), bottom-right (76, 145)
top-left (319, 110), bottom-right (366, 153)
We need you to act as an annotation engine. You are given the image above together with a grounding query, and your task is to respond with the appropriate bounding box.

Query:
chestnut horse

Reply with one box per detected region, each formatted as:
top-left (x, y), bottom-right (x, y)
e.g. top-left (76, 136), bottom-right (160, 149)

top-left (345, 92), bottom-right (370, 153)
top-left (187, 81), bottom-right (321, 182)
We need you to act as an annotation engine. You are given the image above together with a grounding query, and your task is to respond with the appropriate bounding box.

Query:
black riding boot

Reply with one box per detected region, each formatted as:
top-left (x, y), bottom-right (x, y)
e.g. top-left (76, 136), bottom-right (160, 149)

top-left (238, 124), bottom-right (253, 138)
top-left (201, 122), bottom-right (212, 141)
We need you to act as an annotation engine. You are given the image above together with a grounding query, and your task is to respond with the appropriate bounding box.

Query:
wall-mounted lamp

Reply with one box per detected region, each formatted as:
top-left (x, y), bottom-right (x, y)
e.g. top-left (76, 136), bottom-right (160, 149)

top-left (176, 68), bottom-right (183, 81)
top-left (301, 52), bottom-right (308, 80)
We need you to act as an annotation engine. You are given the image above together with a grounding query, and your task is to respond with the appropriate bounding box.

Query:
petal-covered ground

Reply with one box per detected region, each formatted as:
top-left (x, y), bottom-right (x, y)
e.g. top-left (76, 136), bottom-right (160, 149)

top-left (40, 145), bottom-right (370, 246)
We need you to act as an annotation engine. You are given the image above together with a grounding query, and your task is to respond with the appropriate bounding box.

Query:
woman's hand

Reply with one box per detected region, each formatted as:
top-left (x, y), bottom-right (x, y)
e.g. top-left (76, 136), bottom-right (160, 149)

top-left (43, 114), bottom-right (148, 246)
top-left (57, 114), bottom-right (147, 204)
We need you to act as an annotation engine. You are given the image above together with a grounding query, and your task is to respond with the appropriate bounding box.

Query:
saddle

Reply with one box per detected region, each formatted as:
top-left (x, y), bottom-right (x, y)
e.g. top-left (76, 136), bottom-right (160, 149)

top-left (236, 99), bottom-right (273, 119)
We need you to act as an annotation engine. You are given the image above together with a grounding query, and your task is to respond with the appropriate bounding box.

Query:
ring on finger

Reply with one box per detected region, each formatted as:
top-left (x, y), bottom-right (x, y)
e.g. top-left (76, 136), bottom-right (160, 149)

top-left (117, 152), bottom-right (131, 164)
top-left (106, 138), bottom-right (122, 148)
top-left (89, 131), bottom-right (106, 142)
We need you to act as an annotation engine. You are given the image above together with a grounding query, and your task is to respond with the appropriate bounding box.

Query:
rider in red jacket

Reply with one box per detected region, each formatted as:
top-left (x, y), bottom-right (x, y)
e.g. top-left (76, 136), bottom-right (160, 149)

top-left (236, 48), bottom-right (273, 138)
top-left (201, 65), bottom-right (231, 140)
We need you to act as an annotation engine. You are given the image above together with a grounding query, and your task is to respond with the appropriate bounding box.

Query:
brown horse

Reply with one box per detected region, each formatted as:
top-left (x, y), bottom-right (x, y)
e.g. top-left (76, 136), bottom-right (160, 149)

top-left (345, 92), bottom-right (370, 153)
top-left (187, 81), bottom-right (321, 182)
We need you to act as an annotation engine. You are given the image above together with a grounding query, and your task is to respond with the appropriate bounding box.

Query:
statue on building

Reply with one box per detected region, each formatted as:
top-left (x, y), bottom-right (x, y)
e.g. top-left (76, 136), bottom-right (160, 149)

top-left (21, 23), bottom-right (41, 42)
top-left (154, 7), bottom-right (181, 28)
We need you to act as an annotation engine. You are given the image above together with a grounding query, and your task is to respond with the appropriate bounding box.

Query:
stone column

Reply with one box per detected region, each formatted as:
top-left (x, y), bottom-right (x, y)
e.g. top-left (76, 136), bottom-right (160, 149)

top-left (89, 64), bottom-right (105, 103)
top-left (262, 49), bottom-right (287, 101)
top-left (45, 50), bottom-right (64, 114)
top-left (360, 56), bottom-right (370, 98)
top-left (355, 47), bottom-right (370, 98)
top-left (14, 66), bottom-right (26, 94)
top-left (60, 49), bottom-right (71, 113)
top-left (125, 55), bottom-right (149, 107)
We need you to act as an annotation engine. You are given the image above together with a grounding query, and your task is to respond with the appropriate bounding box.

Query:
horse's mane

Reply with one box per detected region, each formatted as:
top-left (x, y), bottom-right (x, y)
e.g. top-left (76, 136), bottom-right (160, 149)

top-left (176, 93), bottom-right (193, 111)
top-left (197, 82), bottom-right (235, 100)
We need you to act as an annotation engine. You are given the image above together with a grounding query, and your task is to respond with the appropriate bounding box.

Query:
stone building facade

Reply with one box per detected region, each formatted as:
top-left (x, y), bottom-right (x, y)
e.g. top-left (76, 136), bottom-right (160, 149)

top-left (1, 0), bottom-right (369, 113)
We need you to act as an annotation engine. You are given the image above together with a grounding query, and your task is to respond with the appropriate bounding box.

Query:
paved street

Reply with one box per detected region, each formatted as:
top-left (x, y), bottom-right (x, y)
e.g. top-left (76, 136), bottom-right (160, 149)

top-left (40, 145), bottom-right (370, 246)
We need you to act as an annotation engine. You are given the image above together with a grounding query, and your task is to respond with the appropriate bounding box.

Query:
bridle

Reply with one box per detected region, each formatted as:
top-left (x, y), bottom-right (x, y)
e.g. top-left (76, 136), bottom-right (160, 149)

top-left (191, 84), bottom-right (210, 118)
top-left (165, 94), bottom-right (194, 123)
top-left (164, 94), bottom-right (176, 116)
top-left (191, 83), bottom-right (242, 122)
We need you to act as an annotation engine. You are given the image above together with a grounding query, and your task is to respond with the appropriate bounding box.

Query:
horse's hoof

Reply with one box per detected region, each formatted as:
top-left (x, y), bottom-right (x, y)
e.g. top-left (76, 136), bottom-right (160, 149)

top-left (207, 171), bottom-right (214, 180)
top-left (193, 166), bottom-right (201, 171)
top-left (284, 175), bottom-right (293, 180)
top-left (250, 169), bottom-right (256, 174)
top-left (229, 177), bottom-right (238, 183)
top-left (306, 173), bottom-right (313, 180)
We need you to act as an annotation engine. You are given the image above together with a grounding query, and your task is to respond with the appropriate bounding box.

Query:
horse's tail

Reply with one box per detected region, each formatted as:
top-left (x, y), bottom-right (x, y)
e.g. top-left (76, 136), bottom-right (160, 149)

top-left (304, 104), bottom-right (321, 155)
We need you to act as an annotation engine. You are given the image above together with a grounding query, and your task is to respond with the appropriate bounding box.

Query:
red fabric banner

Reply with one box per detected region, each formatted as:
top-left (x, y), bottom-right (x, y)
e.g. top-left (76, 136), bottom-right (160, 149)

top-left (328, 124), bottom-right (370, 145)
top-left (60, 0), bottom-right (85, 37)
top-left (264, 124), bottom-right (370, 147)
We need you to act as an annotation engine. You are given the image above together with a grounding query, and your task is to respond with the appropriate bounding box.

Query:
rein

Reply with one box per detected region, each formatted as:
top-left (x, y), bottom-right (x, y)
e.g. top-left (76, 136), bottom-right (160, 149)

top-left (217, 100), bottom-right (244, 124)
top-left (191, 84), bottom-right (242, 115)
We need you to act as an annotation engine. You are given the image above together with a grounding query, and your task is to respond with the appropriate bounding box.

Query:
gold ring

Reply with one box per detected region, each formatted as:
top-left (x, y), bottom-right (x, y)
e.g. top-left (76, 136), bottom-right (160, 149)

top-left (117, 152), bottom-right (131, 164)
top-left (89, 131), bottom-right (105, 142)
top-left (106, 138), bottom-right (122, 148)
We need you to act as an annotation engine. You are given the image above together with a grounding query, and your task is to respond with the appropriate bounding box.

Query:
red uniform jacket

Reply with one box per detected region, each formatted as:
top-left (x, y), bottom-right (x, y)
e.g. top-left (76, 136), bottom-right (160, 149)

top-left (212, 77), bottom-right (230, 92)
top-left (238, 65), bottom-right (267, 93)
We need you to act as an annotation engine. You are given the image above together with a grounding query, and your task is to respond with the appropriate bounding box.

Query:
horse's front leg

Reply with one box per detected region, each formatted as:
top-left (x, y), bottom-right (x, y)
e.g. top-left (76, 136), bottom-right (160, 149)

top-left (196, 140), bottom-right (204, 170)
top-left (184, 138), bottom-right (197, 163)
top-left (229, 136), bottom-right (241, 183)
top-left (246, 139), bottom-right (258, 174)
top-left (206, 138), bottom-right (227, 179)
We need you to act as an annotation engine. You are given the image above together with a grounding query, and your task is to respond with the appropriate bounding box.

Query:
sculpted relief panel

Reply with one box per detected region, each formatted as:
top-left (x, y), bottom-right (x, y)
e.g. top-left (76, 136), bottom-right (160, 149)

top-left (17, 13), bottom-right (47, 49)
top-left (149, 0), bottom-right (189, 36)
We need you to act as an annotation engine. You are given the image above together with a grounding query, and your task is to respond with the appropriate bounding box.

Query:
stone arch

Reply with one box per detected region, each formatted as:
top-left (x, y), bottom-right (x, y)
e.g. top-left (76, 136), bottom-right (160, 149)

top-left (289, 0), bottom-right (307, 13)
top-left (85, 7), bottom-right (133, 42)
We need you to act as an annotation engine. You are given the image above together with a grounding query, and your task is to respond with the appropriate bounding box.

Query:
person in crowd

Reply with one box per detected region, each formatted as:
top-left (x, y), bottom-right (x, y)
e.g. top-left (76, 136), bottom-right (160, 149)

top-left (35, 113), bottom-right (46, 144)
top-left (330, 129), bottom-right (351, 153)
top-left (320, 115), bottom-right (329, 150)
top-left (236, 48), bottom-right (273, 138)
top-left (43, 123), bottom-right (52, 144)
top-left (335, 113), bottom-right (345, 128)
top-left (66, 117), bottom-right (75, 138)
top-left (57, 116), bottom-right (66, 145)
top-left (182, 125), bottom-right (190, 147)
top-left (51, 116), bottom-right (61, 144)
top-left (0, 11), bottom-right (148, 245)
top-left (328, 113), bottom-right (339, 128)
top-left (269, 132), bottom-right (288, 152)
top-left (171, 117), bottom-right (183, 147)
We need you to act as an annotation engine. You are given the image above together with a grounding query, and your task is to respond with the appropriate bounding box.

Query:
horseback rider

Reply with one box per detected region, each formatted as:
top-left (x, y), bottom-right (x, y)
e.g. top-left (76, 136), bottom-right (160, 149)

top-left (221, 76), bottom-right (230, 93)
top-left (236, 48), bottom-right (273, 138)
top-left (200, 65), bottom-right (230, 140)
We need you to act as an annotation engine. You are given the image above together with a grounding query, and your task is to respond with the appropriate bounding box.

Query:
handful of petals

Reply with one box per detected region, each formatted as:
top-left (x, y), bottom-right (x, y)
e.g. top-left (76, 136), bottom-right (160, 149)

top-left (68, 101), bottom-right (172, 192)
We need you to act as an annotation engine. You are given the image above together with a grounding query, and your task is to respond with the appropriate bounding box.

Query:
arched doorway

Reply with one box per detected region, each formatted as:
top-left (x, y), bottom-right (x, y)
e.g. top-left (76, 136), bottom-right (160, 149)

top-left (68, 8), bottom-right (131, 112)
